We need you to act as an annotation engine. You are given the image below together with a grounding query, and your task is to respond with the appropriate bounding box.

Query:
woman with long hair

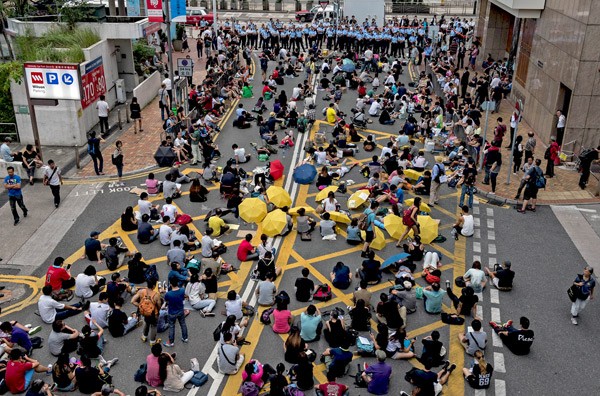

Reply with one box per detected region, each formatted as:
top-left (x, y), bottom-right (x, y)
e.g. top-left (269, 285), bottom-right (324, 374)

top-left (121, 206), bottom-right (138, 231)
top-left (463, 349), bottom-right (493, 389)
top-left (396, 196), bottom-right (421, 245)
top-left (52, 353), bottom-right (76, 391)
top-left (283, 326), bottom-right (306, 364)
top-left (386, 328), bottom-right (416, 360)
top-left (323, 309), bottom-right (346, 348)
top-left (349, 298), bottom-right (371, 331)
top-left (189, 177), bottom-right (208, 202)
top-left (160, 352), bottom-right (196, 392)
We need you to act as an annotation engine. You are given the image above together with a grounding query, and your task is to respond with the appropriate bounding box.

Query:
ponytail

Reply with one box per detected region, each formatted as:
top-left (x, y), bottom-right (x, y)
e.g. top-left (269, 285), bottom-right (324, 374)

top-left (475, 350), bottom-right (488, 375)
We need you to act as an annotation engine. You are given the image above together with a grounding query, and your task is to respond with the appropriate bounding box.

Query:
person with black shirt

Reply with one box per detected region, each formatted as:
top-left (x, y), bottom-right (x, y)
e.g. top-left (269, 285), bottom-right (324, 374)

top-left (268, 363), bottom-right (289, 396)
top-left (578, 146), bottom-right (600, 189)
top-left (349, 298), bottom-right (371, 331)
top-left (291, 352), bottom-right (314, 391)
top-left (294, 267), bottom-right (315, 302)
top-left (446, 285), bottom-right (479, 317)
top-left (418, 330), bottom-right (444, 367)
top-left (107, 297), bottom-right (139, 337)
top-left (485, 260), bottom-right (514, 290)
top-left (359, 250), bottom-right (382, 284)
top-left (127, 253), bottom-right (150, 284)
top-left (104, 237), bottom-right (134, 271)
top-left (376, 293), bottom-right (404, 330)
top-left (489, 316), bottom-right (534, 355)
top-left (458, 158), bottom-right (477, 208)
top-left (75, 356), bottom-right (103, 394)
top-left (463, 350), bottom-right (493, 389)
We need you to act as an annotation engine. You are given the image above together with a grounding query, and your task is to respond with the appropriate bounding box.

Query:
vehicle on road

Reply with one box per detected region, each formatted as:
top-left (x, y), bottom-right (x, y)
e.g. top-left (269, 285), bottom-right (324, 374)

top-left (295, 4), bottom-right (338, 22)
top-left (172, 7), bottom-right (214, 25)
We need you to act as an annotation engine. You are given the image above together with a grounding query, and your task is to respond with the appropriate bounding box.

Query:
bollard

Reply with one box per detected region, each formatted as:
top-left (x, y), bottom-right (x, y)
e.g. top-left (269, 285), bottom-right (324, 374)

top-left (75, 146), bottom-right (81, 169)
top-left (117, 109), bottom-right (122, 130)
top-left (125, 103), bottom-right (130, 123)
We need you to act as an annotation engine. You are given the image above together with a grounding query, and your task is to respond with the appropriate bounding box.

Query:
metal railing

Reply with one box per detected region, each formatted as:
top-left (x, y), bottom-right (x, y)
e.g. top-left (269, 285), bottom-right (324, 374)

top-left (0, 123), bottom-right (19, 142)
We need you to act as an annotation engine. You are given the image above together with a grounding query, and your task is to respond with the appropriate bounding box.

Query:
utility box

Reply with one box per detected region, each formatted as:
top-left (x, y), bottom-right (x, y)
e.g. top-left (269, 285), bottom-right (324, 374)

top-left (115, 79), bottom-right (126, 103)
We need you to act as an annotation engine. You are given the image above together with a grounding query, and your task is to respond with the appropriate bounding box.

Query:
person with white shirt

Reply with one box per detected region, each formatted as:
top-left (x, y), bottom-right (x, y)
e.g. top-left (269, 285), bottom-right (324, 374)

top-left (138, 192), bottom-right (160, 221)
top-left (161, 197), bottom-right (178, 223)
top-left (201, 228), bottom-right (219, 258)
top-left (87, 292), bottom-right (111, 330)
top-left (463, 261), bottom-right (487, 293)
top-left (162, 73), bottom-right (173, 107)
top-left (292, 84), bottom-right (303, 101)
top-left (490, 76), bottom-right (501, 89)
top-left (75, 265), bottom-right (104, 299)
top-left (452, 206), bottom-right (474, 240)
top-left (369, 99), bottom-right (382, 116)
top-left (384, 72), bottom-right (395, 86)
top-left (38, 285), bottom-right (87, 324)
top-left (159, 217), bottom-right (174, 245)
top-left (95, 95), bottom-right (110, 135)
top-left (232, 144), bottom-right (251, 164)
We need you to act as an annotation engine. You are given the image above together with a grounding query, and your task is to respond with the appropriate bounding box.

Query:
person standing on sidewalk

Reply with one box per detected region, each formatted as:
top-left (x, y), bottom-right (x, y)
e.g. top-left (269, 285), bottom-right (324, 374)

top-left (4, 166), bottom-right (28, 226)
top-left (96, 95), bottom-right (110, 135)
top-left (130, 97), bottom-right (143, 134)
top-left (556, 110), bottom-right (566, 145)
top-left (189, 123), bottom-right (201, 165)
top-left (112, 141), bottom-right (124, 186)
top-left (43, 160), bottom-right (63, 208)
top-left (524, 131), bottom-right (536, 161)
top-left (158, 84), bottom-right (169, 121)
top-left (429, 160), bottom-right (445, 206)
top-left (517, 159), bottom-right (543, 213)
top-left (545, 136), bottom-right (560, 178)
top-left (87, 132), bottom-right (105, 176)
top-left (514, 156), bottom-right (533, 200)
top-left (483, 141), bottom-right (502, 194)
top-left (162, 73), bottom-right (173, 109)
top-left (570, 266), bottom-right (595, 325)
top-left (578, 146), bottom-right (600, 190)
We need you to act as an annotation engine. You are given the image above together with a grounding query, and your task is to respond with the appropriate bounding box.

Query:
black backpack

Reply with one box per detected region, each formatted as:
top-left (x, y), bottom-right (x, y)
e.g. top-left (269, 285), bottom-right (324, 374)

top-left (544, 146), bottom-right (551, 160)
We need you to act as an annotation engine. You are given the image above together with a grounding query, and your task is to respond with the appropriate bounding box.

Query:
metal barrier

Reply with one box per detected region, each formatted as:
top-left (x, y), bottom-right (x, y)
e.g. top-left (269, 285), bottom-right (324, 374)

top-left (0, 123), bottom-right (19, 142)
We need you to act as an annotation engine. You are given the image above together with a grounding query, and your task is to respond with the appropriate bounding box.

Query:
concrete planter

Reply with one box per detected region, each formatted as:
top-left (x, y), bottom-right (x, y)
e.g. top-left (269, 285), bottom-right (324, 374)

top-left (172, 39), bottom-right (183, 52)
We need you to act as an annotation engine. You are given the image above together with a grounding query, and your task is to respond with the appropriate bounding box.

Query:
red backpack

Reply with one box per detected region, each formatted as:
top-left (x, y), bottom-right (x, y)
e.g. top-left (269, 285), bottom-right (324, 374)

top-left (314, 284), bottom-right (332, 301)
top-left (402, 208), bottom-right (413, 226)
top-left (175, 214), bottom-right (192, 225)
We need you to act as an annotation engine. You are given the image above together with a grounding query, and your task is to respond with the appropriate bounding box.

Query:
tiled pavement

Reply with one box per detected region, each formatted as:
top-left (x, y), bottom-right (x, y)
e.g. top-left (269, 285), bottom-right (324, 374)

top-left (75, 45), bottom-right (208, 178)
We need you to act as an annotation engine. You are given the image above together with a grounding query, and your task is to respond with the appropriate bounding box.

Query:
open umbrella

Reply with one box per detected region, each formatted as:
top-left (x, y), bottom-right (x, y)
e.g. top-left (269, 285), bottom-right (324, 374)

top-left (403, 169), bottom-right (423, 181)
top-left (293, 164), bottom-right (318, 185)
top-left (418, 215), bottom-right (440, 244)
top-left (266, 186), bottom-right (292, 208)
top-left (404, 198), bottom-right (432, 213)
top-left (289, 206), bottom-right (315, 216)
top-left (261, 209), bottom-right (288, 237)
top-left (315, 186), bottom-right (338, 202)
top-left (347, 190), bottom-right (370, 210)
top-left (239, 198), bottom-right (267, 224)
top-left (325, 211), bottom-right (351, 225)
top-left (381, 252), bottom-right (411, 270)
top-left (383, 214), bottom-right (412, 240)
top-left (361, 227), bottom-right (386, 250)
top-left (269, 160), bottom-right (284, 180)
top-left (154, 146), bottom-right (177, 167)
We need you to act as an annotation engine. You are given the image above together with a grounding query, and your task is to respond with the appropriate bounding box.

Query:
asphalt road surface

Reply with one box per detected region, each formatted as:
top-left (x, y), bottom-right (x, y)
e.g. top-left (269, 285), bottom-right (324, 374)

top-left (2, 51), bottom-right (600, 396)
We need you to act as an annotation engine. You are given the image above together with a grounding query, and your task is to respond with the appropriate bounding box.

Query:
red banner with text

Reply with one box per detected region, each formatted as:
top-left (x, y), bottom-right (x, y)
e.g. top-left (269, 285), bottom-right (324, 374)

top-left (146, 0), bottom-right (163, 22)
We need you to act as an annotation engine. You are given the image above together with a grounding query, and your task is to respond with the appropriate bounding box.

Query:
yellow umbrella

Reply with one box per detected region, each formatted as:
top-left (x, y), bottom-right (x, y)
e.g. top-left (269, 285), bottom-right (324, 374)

top-left (239, 198), bottom-right (267, 223)
top-left (266, 186), bottom-right (292, 208)
top-left (325, 211), bottom-right (351, 225)
top-left (347, 190), bottom-right (370, 210)
top-left (261, 209), bottom-right (288, 237)
top-left (404, 198), bottom-right (431, 213)
top-left (383, 214), bottom-right (413, 240)
top-left (289, 206), bottom-right (316, 216)
top-left (315, 186), bottom-right (338, 202)
top-left (404, 169), bottom-right (423, 181)
top-left (418, 215), bottom-right (440, 244)
top-left (361, 227), bottom-right (386, 250)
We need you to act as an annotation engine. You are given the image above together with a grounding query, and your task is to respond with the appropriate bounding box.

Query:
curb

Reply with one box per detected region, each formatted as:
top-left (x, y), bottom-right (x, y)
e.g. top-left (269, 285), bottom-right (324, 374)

top-left (474, 190), bottom-right (600, 207)
top-left (64, 164), bottom-right (161, 181)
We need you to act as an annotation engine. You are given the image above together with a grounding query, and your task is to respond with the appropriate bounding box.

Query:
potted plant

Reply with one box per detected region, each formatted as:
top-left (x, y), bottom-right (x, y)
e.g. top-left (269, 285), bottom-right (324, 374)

top-left (172, 24), bottom-right (184, 52)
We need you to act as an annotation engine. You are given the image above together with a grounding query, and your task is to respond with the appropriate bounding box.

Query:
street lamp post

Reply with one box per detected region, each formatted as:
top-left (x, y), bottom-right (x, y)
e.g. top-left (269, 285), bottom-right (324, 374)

top-left (478, 100), bottom-right (495, 171)
top-left (506, 99), bottom-right (524, 185)
top-left (165, 0), bottom-right (174, 93)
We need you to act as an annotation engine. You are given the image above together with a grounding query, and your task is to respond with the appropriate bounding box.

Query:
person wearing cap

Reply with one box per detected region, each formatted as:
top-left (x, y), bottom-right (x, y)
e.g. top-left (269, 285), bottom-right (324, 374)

top-left (82, 231), bottom-right (108, 264)
top-left (391, 281), bottom-right (417, 314)
top-left (484, 261), bottom-right (514, 291)
top-left (361, 349), bottom-right (392, 395)
top-left (570, 266), bottom-right (595, 325)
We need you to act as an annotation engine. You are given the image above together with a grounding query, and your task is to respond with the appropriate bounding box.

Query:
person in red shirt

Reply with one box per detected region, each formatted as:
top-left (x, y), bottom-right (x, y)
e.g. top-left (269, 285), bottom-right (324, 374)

top-left (237, 234), bottom-right (259, 262)
top-left (44, 257), bottom-right (74, 291)
top-left (315, 371), bottom-right (349, 396)
top-left (5, 349), bottom-right (49, 394)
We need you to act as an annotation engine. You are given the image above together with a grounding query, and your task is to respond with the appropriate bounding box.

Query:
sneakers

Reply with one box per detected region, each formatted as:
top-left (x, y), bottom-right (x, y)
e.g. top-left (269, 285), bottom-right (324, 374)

top-left (489, 321), bottom-right (499, 330)
top-left (163, 341), bottom-right (175, 347)
top-left (441, 360), bottom-right (450, 372)
top-left (141, 335), bottom-right (147, 342)
top-left (28, 326), bottom-right (42, 336)
top-left (149, 338), bottom-right (161, 346)
top-left (447, 363), bottom-right (457, 373)
top-left (360, 251), bottom-right (369, 258)
top-left (162, 280), bottom-right (168, 291)
top-left (571, 317), bottom-right (578, 325)
top-left (505, 320), bottom-right (513, 328)
top-left (182, 338), bottom-right (189, 343)
top-left (445, 280), bottom-right (450, 289)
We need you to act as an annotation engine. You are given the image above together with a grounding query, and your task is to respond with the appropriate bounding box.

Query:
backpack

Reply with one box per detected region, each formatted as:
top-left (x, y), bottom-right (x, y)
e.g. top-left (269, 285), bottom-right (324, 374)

top-left (441, 312), bottom-right (465, 325)
top-left (275, 290), bottom-right (291, 306)
top-left (87, 142), bottom-right (95, 155)
top-left (534, 169), bottom-right (546, 188)
top-left (138, 289), bottom-right (158, 317)
top-left (313, 284), bottom-right (332, 301)
top-left (162, 119), bottom-right (169, 131)
top-left (358, 213), bottom-right (369, 231)
top-left (213, 322), bottom-right (223, 341)
top-left (240, 381), bottom-right (260, 396)
top-left (544, 146), bottom-right (551, 160)
top-left (258, 153), bottom-right (270, 162)
top-left (157, 308), bottom-right (169, 333)
top-left (134, 363), bottom-right (147, 383)
top-left (356, 335), bottom-right (375, 356)
top-left (186, 258), bottom-right (201, 272)
top-left (188, 371), bottom-right (208, 387)
top-left (283, 384), bottom-right (305, 396)
top-left (402, 208), bottom-right (413, 226)
top-left (175, 214), bottom-right (193, 225)
top-left (144, 265), bottom-right (159, 283)
top-left (260, 307), bottom-right (276, 325)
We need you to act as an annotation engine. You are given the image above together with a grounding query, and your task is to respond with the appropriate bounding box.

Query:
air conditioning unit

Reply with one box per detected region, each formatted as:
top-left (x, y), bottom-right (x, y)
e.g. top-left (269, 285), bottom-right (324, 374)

top-left (115, 79), bottom-right (126, 104)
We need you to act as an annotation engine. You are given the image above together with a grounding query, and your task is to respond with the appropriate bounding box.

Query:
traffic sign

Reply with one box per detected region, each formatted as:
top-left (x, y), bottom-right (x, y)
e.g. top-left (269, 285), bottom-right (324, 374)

top-left (24, 63), bottom-right (80, 100)
top-left (177, 58), bottom-right (193, 77)
top-left (481, 101), bottom-right (496, 111)
top-left (319, 0), bottom-right (329, 8)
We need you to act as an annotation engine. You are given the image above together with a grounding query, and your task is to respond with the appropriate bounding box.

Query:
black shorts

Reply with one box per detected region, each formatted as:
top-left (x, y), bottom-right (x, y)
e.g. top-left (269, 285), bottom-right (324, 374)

top-left (523, 186), bottom-right (538, 200)
top-left (365, 230), bottom-right (375, 243)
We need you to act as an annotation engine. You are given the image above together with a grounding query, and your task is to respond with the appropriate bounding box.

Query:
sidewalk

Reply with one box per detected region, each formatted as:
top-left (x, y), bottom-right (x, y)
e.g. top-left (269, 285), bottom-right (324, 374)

top-left (72, 49), bottom-right (208, 178)
top-left (473, 97), bottom-right (600, 205)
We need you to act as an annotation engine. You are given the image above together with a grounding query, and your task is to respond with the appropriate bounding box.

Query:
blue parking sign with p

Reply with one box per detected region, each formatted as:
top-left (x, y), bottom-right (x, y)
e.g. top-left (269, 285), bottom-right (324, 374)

top-left (46, 72), bottom-right (59, 85)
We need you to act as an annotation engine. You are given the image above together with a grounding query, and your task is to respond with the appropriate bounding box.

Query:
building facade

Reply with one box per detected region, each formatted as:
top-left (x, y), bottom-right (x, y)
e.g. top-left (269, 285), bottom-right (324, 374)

top-left (477, 0), bottom-right (600, 153)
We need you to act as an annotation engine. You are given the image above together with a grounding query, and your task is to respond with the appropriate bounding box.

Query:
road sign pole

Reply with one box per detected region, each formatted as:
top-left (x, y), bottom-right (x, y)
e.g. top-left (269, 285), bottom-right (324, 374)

top-left (165, 0), bottom-right (174, 96)
top-left (506, 99), bottom-right (524, 185)
top-left (23, 65), bottom-right (43, 160)
top-left (478, 102), bottom-right (492, 171)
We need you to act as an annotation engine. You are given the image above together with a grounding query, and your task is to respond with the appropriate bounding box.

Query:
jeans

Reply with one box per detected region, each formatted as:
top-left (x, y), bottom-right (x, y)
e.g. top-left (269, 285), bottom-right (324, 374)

top-left (483, 165), bottom-right (492, 184)
top-left (55, 302), bottom-right (84, 321)
top-left (143, 314), bottom-right (158, 341)
top-left (123, 316), bottom-right (139, 334)
top-left (90, 154), bottom-right (104, 175)
top-left (191, 299), bottom-right (216, 312)
top-left (490, 172), bottom-right (498, 193)
top-left (516, 179), bottom-right (527, 198)
top-left (571, 297), bottom-right (589, 317)
top-left (50, 184), bottom-right (61, 206)
top-left (459, 184), bottom-right (474, 208)
top-left (99, 116), bottom-right (109, 134)
top-left (9, 194), bottom-right (27, 221)
top-left (116, 164), bottom-right (123, 178)
top-left (167, 311), bottom-right (188, 343)
top-left (160, 105), bottom-right (167, 121)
